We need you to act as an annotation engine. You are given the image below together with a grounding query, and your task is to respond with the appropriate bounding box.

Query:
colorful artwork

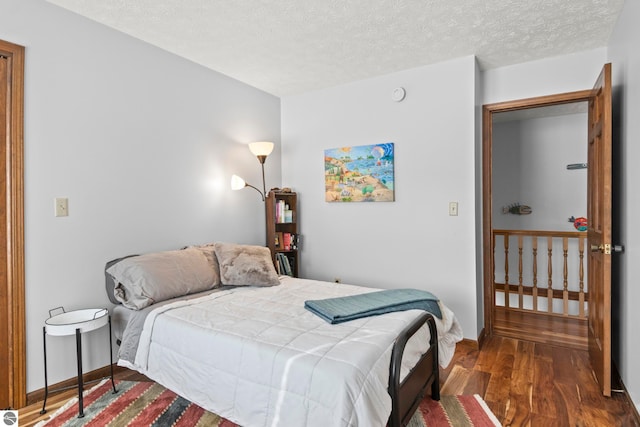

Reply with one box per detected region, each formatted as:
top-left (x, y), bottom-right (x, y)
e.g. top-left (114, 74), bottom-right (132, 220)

top-left (324, 142), bottom-right (395, 202)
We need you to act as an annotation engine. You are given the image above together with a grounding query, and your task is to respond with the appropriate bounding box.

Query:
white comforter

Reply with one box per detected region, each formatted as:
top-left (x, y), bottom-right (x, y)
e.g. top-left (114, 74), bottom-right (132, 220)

top-left (122, 277), bottom-right (462, 427)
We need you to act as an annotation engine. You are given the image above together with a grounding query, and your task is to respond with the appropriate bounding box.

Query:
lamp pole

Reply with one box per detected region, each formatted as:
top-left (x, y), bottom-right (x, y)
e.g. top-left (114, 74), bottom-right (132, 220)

top-left (257, 155), bottom-right (267, 197)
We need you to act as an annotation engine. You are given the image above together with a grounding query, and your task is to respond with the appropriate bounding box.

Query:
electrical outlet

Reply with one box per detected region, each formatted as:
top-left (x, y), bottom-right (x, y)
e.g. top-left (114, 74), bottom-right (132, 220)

top-left (449, 202), bottom-right (458, 216)
top-left (55, 198), bottom-right (69, 217)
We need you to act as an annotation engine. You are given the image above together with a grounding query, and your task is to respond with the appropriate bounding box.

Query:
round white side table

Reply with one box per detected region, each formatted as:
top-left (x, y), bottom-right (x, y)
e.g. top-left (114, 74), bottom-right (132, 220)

top-left (40, 307), bottom-right (118, 418)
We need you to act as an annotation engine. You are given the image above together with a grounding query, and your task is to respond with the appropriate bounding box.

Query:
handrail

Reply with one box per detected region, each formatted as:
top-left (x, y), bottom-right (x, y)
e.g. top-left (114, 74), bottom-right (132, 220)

top-left (494, 229), bottom-right (587, 238)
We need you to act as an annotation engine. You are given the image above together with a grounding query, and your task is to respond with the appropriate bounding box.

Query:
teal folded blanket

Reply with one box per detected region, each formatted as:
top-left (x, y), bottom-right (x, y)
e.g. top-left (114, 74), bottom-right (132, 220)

top-left (304, 288), bottom-right (442, 324)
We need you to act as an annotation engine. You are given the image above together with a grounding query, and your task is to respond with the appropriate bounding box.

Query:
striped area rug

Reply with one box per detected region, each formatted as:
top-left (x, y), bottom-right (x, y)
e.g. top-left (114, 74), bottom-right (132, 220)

top-left (36, 380), bottom-right (237, 427)
top-left (413, 395), bottom-right (502, 427)
top-left (37, 380), bottom-right (500, 426)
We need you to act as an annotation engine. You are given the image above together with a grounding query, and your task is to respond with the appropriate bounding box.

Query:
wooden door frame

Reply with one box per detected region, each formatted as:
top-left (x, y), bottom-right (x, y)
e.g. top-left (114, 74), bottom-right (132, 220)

top-left (482, 90), bottom-right (592, 339)
top-left (0, 39), bottom-right (26, 409)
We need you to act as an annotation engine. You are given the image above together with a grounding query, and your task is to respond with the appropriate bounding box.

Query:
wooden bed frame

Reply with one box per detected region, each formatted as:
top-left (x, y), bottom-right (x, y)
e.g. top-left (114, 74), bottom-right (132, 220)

top-left (388, 312), bottom-right (440, 427)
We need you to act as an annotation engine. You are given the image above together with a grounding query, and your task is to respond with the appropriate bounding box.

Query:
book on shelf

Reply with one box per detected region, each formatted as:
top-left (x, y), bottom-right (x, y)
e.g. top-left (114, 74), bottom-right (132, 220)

top-left (275, 199), bottom-right (287, 223)
top-left (276, 253), bottom-right (292, 276)
top-left (283, 255), bottom-right (292, 276)
top-left (274, 199), bottom-right (294, 224)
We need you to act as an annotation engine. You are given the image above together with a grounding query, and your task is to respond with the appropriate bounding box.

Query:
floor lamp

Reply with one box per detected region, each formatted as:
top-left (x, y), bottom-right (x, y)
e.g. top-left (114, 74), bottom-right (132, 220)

top-left (231, 141), bottom-right (275, 244)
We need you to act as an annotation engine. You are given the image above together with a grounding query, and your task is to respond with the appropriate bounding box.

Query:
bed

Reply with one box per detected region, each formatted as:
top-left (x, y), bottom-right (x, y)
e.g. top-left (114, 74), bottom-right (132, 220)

top-left (106, 243), bottom-right (463, 427)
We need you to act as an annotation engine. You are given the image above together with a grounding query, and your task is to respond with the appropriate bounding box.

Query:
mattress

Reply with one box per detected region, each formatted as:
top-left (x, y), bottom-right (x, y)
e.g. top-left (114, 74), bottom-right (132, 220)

top-left (118, 277), bottom-right (463, 427)
top-left (113, 287), bottom-right (228, 361)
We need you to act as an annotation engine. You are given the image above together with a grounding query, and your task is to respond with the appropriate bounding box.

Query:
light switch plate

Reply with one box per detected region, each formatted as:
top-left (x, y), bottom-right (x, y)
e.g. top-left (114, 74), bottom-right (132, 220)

top-left (449, 201), bottom-right (458, 216)
top-left (55, 198), bottom-right (68, 217)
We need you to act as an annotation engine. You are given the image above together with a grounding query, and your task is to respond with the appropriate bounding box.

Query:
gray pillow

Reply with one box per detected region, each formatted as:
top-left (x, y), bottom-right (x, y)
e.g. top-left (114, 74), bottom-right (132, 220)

top-left (189, 243), bottom-right (222, 287)
top-left (214, 243), bottom-right (280, 287)
top-left (107, 247), bottom-right (217, 310)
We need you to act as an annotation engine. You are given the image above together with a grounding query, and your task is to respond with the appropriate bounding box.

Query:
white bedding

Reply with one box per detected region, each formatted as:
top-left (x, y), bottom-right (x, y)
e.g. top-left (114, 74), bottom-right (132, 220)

top-left (121, 276), bottom-right (463, 427)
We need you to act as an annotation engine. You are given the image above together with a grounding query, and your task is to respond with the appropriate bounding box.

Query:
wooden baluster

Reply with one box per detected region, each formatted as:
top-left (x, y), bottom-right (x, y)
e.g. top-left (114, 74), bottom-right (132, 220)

top-left (532, 236), bottom-right (538, 313)
top-left (504, 234), bottom-right (510, 309)
top-left (492, 233), bottom-right (496, 306)
top-left (547, 236), bottom-right (553, 313)
top-left (518, 235), bottom-right (524, 309)
top-left (579, 235), bottom-right (585, 318)
top-left (492, 230), bottom-right (587, 319)
top-left (563, 237), bottom-right (569, 316)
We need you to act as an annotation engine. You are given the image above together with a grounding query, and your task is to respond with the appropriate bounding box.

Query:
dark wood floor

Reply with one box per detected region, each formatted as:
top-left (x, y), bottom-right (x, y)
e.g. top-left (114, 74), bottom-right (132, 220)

top-left (19, 336), bottom-right (638, 426)
top-left (444, 337), bottom-right (637, 426)
top-left (494, 306), bottom-right (588, 350)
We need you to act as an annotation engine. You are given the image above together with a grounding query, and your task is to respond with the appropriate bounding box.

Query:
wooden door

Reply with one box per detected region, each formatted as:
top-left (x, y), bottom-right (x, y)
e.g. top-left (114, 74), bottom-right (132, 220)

top-left (0, 52), bottom-right (8, 409)
top-left (0, 39), bottom-right (25, 410)
top-left (587, 63), bottom-right (613, 397)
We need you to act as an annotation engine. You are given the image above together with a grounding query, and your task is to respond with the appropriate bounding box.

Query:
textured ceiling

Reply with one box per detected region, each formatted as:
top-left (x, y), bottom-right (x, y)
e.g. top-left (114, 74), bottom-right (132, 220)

top-left (46, 0), bottom-right (624, 97)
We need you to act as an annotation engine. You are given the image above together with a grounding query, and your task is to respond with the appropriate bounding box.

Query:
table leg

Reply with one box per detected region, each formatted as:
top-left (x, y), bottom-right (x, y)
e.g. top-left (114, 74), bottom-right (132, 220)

top-left (76, 327), bottom-right (84, 418)
top-left (40, 327), bottom-right (48, 415)
top-left (108, 315), bottom-right (117, 394)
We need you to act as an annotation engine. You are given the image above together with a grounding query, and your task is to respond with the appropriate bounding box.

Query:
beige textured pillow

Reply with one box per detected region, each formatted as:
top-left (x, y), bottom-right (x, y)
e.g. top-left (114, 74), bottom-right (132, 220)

top-left (214, 243), bottom-right (280, 287)
top-left (107, 247), bottom-right (217, 310)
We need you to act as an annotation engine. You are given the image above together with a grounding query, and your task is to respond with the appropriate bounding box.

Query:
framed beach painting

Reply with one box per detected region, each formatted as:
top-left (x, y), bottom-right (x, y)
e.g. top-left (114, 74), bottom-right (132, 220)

top-left (324, 142), bottom-right (395, 202)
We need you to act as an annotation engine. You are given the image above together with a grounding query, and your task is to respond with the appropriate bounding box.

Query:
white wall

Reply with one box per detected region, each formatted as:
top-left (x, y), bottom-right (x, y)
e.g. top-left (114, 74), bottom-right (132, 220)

top-left (282, 56), bottom-right (479, 339)
top-left (492, 121), bottom-right (522, 227)
top-left (1, 0), bottom-right (281, 392)
top-left (483, 48), bottom-right (607, 105)
top-left (493, 113), bottom-right (587, 231)
top-left (608, 0), bottom-right (640, 408)
top-left (474, 60), bottom-right (484, 337)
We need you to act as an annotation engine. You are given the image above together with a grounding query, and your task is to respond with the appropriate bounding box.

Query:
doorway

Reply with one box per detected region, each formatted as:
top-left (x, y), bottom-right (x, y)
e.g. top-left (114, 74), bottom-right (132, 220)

top-left (482, 90), bottom-right (593, 339)
top-left (490, 101), bottom-right (590, 349)
top-left (482, 64), bottom-right (613, 396)
top-left (0, 39), bottom-right (25, 410)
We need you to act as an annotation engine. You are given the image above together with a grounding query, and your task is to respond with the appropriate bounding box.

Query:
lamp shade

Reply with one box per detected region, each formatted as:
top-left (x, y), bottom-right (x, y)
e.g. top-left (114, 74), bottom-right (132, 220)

top-left (248, 141), bottom-right (274, 157)
top-left (230, 174), bottom-right (246, 190)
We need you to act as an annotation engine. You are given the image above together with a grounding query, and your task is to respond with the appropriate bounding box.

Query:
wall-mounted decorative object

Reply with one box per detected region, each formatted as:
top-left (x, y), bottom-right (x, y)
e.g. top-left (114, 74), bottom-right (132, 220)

top-left (324, 143), bottom-right (395, 202)
top-left (502, 203), bottom-right (532, 215)
top-left (566, 163), bottom-right (587, 170)
top-left (569, 216), bottom-right (588, 231)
